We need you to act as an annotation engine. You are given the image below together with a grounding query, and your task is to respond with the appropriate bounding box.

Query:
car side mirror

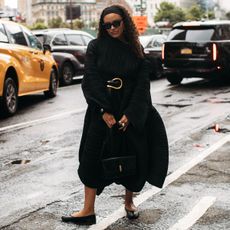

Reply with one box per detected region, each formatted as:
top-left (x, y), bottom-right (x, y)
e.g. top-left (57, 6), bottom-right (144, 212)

top-left (43, 44), bottom-right (52, 54)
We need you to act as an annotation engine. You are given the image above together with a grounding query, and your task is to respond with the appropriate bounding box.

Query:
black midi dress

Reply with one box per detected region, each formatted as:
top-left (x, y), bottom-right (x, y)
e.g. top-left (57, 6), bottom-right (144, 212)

top-left (78, 37), bottom-right (169, 195)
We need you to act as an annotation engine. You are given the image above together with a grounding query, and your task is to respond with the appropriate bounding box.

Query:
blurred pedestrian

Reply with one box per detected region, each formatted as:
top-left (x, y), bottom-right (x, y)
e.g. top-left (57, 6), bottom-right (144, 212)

top-left (62, 4), bottom-right (168, 225)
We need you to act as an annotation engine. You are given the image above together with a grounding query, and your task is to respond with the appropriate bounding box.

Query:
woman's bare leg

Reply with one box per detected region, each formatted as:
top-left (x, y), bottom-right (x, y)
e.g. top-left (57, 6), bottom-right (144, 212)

top-left (72, 186), bottom-right (96, 217)
top-left (124, 189), bottom-right (137, 211)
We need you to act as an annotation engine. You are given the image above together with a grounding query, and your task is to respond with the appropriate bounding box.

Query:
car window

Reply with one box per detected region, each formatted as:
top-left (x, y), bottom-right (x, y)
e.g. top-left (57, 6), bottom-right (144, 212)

top-left (5, 23), bottom-right (27, 46)
top-left (149, 37), bottom-right (166, 48)
top-left (82, 35), bottom-right (92, 45)
top-left (0, 23), bottom-right (9, 43)
top-left (43, 33), bottom-right (54, 44)
top-left (52, 33), bottom-right (67, 46)
top-left (168, 28), bottom-right (215, 41)
top-left (35, 34), bottom-right (45, 44)
top-left (220, 25), bottom-right (230, 40)
top-left (23, 27), bottom-right (43, 50)
top-left (66, 34), bottom-right (84, 46)
top-left (139, 36), bottom-right (151, 48)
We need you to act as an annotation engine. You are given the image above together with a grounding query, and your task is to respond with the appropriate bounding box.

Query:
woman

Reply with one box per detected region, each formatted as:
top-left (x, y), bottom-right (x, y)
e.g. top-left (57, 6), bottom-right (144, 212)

top-left (62, 5), bottom-right (168, 225)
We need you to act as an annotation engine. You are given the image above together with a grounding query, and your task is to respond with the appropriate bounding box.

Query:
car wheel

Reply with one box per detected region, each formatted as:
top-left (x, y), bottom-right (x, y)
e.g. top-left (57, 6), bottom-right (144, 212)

top-left (1, 77), bottom-right (18, 116)
top-left (60, 62), bottom-right (74, 86)
top-left (166, 74), bottom-right (183, 85)
top-left (44, 69), bottom-right (58, 98)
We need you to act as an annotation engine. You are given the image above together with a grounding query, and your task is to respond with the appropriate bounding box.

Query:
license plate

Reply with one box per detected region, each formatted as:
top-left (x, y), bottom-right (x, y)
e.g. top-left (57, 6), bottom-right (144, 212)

top-left (181, 48), bottom-right (192, 54)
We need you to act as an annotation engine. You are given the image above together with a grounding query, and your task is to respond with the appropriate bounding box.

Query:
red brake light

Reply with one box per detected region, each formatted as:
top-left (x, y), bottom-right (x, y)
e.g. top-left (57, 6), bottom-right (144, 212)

top-left (162, 44), bottom-right (165, 60)
top-left (212, 43), bottom-right (217, 61)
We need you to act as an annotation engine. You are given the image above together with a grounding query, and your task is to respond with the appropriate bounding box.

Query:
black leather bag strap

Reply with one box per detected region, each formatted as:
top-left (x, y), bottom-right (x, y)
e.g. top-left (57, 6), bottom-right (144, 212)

top-left (110, 126), bottom-right (128, 157)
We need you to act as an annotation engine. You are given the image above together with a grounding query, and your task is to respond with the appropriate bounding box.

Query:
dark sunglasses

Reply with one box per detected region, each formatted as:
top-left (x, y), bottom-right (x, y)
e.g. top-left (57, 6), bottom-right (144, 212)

top-left (103, 20), bottom-right (122, 30)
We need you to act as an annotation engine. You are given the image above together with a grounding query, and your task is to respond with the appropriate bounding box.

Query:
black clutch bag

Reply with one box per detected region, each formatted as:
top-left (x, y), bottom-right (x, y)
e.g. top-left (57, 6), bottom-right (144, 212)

top-left (102, 155), bottom-right (136, 180)
top-left (101, 125), bottom-right (136, 180)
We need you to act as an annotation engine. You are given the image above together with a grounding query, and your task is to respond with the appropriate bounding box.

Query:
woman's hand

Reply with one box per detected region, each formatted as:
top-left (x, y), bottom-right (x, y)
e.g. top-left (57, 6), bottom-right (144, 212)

top-left (119, 115), bottom-right (129, 131)
top-left (102, 112), bottom-right (116, 128)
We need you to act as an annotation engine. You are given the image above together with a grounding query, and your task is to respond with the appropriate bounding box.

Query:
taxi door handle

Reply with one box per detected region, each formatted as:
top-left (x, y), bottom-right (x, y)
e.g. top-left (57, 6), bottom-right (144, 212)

top-left (29, 51), bottom-right (38, 55)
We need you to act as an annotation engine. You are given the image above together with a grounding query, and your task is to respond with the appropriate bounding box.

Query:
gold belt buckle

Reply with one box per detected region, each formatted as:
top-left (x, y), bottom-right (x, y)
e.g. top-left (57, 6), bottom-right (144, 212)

top-left (106, 77), bottom-right (123, 90)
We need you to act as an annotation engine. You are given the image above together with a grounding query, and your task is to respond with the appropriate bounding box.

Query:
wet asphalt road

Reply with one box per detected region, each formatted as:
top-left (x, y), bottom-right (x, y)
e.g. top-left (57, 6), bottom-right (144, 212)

top-left (0, 77), bottom-right (230, 230)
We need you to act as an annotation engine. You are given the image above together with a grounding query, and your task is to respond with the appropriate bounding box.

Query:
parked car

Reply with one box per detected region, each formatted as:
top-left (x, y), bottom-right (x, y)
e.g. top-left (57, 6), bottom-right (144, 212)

top-left (33, 29), bottom-right (94, 85)
top-left (52, 52), bottom-right (83, 85)
top-left (162, 20), bottom-right (230, 84)
top-left (0, 20), bottom-right (58, 116)
top-left (139, 34), bottom-right (167, 80)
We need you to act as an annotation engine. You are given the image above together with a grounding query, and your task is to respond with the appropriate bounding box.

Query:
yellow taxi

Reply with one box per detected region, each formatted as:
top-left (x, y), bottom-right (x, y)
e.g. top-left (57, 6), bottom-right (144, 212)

top-left (0, 20), bottom-right (58, 116)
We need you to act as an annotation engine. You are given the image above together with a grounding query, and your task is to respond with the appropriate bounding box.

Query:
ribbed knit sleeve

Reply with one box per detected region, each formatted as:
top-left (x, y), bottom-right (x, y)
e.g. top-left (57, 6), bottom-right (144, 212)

top-left (81, 39), bottom-right (112, 113)
top-left (124, 59), bottom-right (151, 131)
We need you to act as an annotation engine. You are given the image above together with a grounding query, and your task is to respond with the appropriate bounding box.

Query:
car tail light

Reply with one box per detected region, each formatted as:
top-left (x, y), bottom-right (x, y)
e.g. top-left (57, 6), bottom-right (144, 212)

top-left (212, 43), bottom-right (217, 61)
top-left (162, 44), bottom-right (165, 60)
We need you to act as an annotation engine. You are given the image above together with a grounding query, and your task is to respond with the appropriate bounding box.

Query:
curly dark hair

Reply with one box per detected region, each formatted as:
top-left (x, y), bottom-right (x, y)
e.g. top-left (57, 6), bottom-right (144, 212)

top-left (98, 5), bottom-right (144, 59)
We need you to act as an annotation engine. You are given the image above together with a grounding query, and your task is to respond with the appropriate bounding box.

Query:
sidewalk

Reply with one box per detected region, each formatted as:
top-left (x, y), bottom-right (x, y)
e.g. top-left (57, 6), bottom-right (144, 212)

top-left (2, 135), bottom-right (229, 230)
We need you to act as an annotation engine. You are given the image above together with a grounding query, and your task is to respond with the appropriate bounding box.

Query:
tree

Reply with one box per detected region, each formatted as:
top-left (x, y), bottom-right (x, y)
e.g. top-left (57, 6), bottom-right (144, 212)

top-left (89, 20), bottom-right (98, 30)
top-left (73, 19), bottom-right (84, 29)
top-left (30, 19), bottom-right (47, 30)
top-left (186, 4), bottom-right (204, 21)
top-left (30, 22), bottom-right (48, 30)
top-left (206, 11), bottom-right (215, 19)
top-left (154, 2), bottom-right (186, 26)
top-left (48, 17), bottom-right (63, 28)
top-left (186, 4), bottom-right (215, 21)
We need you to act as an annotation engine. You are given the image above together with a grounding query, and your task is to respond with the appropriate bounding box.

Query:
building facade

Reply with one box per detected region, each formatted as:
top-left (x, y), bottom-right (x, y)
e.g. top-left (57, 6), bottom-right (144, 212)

top-left (17, 0), bottom-right (217, 27)
top-left (17, 0), bottom-right (32, 23)
top-left (0, 0), bottom-right (4, 10)
top-left (31, 0), bottom-right (67, 25)
top-left (217, 0), bottom-right (230, 12)
top-left (17, 0), bottom-right (98, 26)
top-left (96, 0), bottom-right (133, 20)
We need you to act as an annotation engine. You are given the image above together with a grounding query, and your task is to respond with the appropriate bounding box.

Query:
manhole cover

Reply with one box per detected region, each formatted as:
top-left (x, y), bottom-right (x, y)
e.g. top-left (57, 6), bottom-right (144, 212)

top-left (11, 160), bottom-right (31, 165)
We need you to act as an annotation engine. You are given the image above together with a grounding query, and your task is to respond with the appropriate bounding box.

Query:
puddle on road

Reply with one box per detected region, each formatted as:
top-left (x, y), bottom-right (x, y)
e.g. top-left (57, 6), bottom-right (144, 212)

top-left (156, 103), bottom-right (192, 108)
top-left (190, 116), bottom-right (201, 119)
top-left (165, 94), bottom-right (172, 98)
top-left (11, 160), bottom-right (31, 165)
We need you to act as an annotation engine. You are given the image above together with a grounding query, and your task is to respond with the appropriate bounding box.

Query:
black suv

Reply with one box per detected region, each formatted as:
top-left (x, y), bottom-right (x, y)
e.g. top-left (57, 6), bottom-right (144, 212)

top-left (162, 20), bottom-right (230, 84)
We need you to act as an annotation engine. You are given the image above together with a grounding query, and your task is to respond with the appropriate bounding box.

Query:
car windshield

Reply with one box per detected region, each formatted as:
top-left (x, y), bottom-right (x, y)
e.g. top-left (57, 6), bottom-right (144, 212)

top-left (168, 28), bottom-right (216, 41)
top-left (0, 24), bottom-right (8, 43)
